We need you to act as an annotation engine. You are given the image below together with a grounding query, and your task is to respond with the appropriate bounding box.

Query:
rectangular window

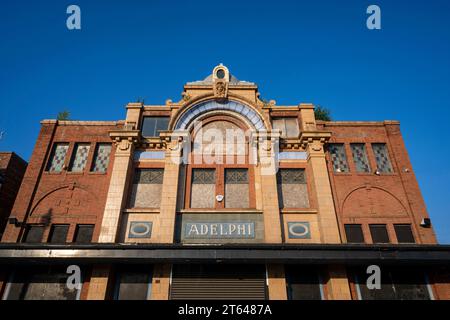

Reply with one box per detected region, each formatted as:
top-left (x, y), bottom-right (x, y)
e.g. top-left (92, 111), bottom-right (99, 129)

top-left (48, 225), bottom-right (69, 243)
top-left (190, 168), bottom-right (216, 208)
top-left (129, 168), bottom-right (164, 208)
top-left (69, 143), bottom-right (90, 172)
top-left (355, 267), bottom-right (431, 300)
top-left (277, 169), bottom-right (309, 208)
top-left (225, 168), bottom-right (249, 208)
top-left (372, 143), bottom-right (393, 173)
top-left (73, 224), bottom-right (94, 243)
top-left (285, 266), bottom-right (322, 300)
top-left (114, 266), bottom-right (153, 300)
top-left (4, 267), bottom-right (80, 300)
top-left (141, 117), bottom-right (170, 137)
top-left (329, 144), bottom-right (349, 173)
top-left (344, 224), bottom-right (365, 243)
top-left (91, 143), bottom-right (112, 173)
top-left (23, 225), bottom-right (45, 243)
top-left (272, 118), bottom-right (299, 138)
top-left (351, 143), bottom-right (371, 173)
top-left (46, 143), bottom-right (69, 172)
top-left (394, 224), bottom-right (415, 243)
top-left (369, 224), bottom-right (390, 243)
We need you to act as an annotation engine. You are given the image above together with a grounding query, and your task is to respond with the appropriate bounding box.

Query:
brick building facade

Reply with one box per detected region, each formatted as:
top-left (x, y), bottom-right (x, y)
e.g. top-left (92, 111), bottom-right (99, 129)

top-left (0, 152), bottom-right (27, 238)
top-left (0, 65), bottom-right (448, 300)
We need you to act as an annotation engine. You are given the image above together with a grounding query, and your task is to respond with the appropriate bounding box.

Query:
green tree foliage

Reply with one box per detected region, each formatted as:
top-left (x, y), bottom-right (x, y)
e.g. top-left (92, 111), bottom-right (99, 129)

top-left (314, 106), bottom-right (332, 121)
top-left (57, 110), bottom-right (71, 121)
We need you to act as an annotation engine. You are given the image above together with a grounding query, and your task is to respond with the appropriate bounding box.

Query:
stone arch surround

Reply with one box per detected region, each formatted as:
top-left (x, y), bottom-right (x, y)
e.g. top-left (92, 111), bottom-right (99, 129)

top-left (173, 99), bottom-right (267, 131)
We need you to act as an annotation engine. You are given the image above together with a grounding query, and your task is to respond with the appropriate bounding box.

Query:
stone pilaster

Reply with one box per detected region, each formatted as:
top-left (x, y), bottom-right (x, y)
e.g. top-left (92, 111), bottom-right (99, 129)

top-left (257, 132), bottom-right (282, 243)
top-left (157, 135), bottom-right (183, 243)
top-left (301, 132), bottom-right (340, 244)
top-left (267, 264), bottom-right (287, 300)
top-left (98, 131), bottom-right (139, 243)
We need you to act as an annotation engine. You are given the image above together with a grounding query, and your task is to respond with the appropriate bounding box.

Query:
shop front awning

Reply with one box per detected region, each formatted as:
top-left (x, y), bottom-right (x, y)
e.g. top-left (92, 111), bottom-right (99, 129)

top-left (0, 243), bottom-right (449, 266)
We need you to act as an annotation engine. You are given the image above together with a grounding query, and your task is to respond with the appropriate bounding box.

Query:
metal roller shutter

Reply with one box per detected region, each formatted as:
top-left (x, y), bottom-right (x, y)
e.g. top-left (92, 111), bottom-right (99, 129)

top-left (170, 264), bottom-right (267, 300)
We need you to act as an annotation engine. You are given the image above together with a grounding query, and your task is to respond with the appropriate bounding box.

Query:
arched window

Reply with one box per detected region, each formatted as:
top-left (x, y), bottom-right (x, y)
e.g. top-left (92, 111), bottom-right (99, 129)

top-left (184, 116), bottom-right (255, 209)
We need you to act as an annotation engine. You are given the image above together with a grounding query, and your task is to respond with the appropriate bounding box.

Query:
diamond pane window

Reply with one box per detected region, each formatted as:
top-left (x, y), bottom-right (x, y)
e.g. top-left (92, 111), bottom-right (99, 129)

top-left (328, 144), bottom-right (349, 173)
top-left (372, 143), bottom-right (393, 173)
top-left (69, 143), bottom-right (90, 172)
top-left (46, 143), bottom-right (69, 172)
top-left (91, 144), bottom-right (112, 173)
top-left (351, 143), bottom-right (371, 173)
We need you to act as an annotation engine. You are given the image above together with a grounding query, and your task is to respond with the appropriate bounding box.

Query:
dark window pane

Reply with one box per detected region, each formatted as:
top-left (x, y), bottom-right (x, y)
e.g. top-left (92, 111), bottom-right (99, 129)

top-left (369, 224), bottom-right (390, 243)
top-left (345, 224), bottom-right (365, 243)
top-left (23, 225), bottom-right (45, 243)
top-left (356, 267), bottom-right (430, 300)
top-left (74, 225), bottom-right (94, 243)
top-left (285, 266), bottom-right (322, 300)
top-left (390, 269), bottom-right (430, 300)
top-left (355, 267), bottom-right (396, 300)
top-left (115, 267), bottom-right (152, 300)
top-left (142, 117), bottom-right (169, 137)
top-left (394, 224), bottom-right (415, 243)
top-left (48, 225), bottom-right (69, 243)
top-left (6, 267), bottom-right (80, 300)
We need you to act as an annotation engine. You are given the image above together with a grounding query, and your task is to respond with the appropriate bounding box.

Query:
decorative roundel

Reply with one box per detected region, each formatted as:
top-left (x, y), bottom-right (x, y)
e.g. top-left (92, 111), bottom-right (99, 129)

top-left (216, 69), bottom-right (225, 79)
top-left (174, 100), bottom-right (266, 131)
top-left (287, 222), bottom-right (311, 239)
top-left (129, 221), bottom-right (152, 239)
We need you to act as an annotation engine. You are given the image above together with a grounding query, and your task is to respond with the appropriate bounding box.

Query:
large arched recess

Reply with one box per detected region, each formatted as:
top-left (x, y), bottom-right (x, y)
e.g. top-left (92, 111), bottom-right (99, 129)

top-left (170, 97), bottom-right (270, 132)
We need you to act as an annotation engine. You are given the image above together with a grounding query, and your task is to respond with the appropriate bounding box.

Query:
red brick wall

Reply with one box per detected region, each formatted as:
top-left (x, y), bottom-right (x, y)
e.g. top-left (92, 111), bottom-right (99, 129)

top-left (0, 153), bottom-right (27, 237)
top-left (318, 121), bottom-right (437, 244)
top-left (1, 121), bottom-right (122, 243)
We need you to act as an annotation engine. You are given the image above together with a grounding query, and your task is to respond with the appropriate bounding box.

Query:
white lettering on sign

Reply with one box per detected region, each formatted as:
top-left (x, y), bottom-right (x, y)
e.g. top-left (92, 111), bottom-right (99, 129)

top-left (185, 222), bottom-right (255, 239)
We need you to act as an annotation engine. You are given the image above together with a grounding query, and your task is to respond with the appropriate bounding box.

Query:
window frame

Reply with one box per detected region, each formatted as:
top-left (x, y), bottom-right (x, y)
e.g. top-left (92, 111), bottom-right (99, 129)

top-left (184, 116), bottom-right (255, 210)
top-left (141, 116), bottom-right (170, 138)
top-left (68, 143), bottom-right (91, 173)
top-left (369, 224), bottom-right (390, 244)
top-left (127, 162), bottom-right (165, 209)
top-left (344, 224), bottom-right (365, 243)
top-left (73, 224), bottom-right (95, 243)
top-left (90, 142), bottom-right (113, 173)
top-left (276, 163), bottom-right (312, 211)
top-left (45, 142), bottom-right (70, 173)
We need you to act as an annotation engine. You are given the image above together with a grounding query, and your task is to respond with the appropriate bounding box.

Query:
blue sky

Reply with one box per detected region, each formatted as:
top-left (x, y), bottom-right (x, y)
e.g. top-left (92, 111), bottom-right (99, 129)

top-left (0, 0), bottom-right (449, 243)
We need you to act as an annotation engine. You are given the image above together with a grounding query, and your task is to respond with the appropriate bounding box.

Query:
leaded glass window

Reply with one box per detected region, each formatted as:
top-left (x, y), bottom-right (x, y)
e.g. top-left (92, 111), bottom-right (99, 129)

top-left (190, 169), bottom-right (216, 208)
top-left (372, 143), bottom-right (393, 173)
top-left (129, 169), bottom-right (164, 208)
top-left (69, 143), bottom-right (90, 172)
top-left (46, 143), bottom-right (69, 172)
top-left (277, 169), bottom-right (309, 208)
top-left (91, 143), bottom-right (112, 173)
top-left (351, 143), bottom-right (371, 173)
top-left (225, 168), bottom-right (249, 208)
top-left (328, 144), bottom-right (349, 173)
